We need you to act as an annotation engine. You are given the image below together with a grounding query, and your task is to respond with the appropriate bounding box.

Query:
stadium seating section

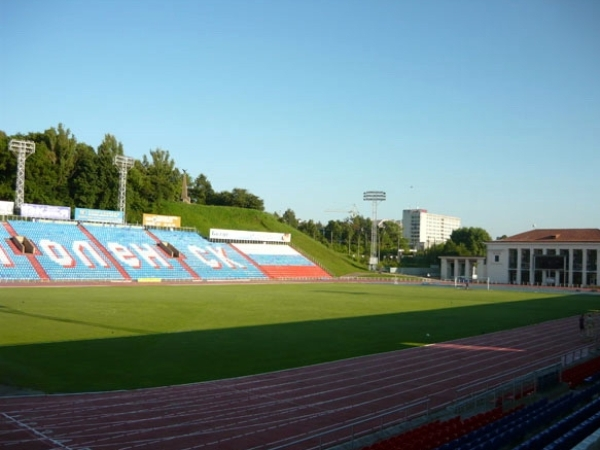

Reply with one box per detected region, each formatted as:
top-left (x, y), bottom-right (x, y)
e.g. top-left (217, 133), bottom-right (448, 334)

top-left (0, 222), bottom-right (40, 280)
top-left (150, 229), bottom-right (268, 281)
top-left (362, 360), bottom-right (600, 450)
top-left (233, 243), bottom-right (331, 279)
top-left (0, 220), bottom-right (331, 282)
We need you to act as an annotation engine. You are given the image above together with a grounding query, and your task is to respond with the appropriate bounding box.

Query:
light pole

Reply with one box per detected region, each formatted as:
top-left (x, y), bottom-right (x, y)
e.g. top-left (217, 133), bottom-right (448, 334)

top-left (363, 191), bottom-right (386, 271)
top-left (9, 139), bottom-right (35, 211)
top-left (114, 155), bottom-right (135, 215)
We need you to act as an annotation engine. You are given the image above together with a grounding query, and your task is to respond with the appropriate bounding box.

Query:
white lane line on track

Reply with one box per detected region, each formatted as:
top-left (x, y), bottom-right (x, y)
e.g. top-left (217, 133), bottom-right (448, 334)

top-left (1, 412), bottom-right (75, 450)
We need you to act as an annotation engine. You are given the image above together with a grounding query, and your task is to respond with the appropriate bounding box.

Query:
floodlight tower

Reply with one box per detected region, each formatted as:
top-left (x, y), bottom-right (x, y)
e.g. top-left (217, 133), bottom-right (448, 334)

top-left (114, 155), bottom-right (135, 214)
top-left (9, 139), bottom-right (36, 210)
top-left (363, 190), bottom-right (386, 271)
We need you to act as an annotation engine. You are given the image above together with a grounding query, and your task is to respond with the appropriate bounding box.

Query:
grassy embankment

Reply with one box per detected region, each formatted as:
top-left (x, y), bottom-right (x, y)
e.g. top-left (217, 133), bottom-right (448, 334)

top-left (155, 201), bottom-right (367, 277)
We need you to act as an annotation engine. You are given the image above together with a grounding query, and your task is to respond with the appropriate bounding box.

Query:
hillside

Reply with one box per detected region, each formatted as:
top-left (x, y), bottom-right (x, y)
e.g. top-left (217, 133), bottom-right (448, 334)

top-left (155, 202), bottom-right (364, 277)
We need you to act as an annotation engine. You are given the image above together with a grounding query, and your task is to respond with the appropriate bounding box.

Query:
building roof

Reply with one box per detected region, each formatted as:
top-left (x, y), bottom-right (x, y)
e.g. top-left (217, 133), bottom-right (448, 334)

top-left (499, 229), bottom-right (600, 243)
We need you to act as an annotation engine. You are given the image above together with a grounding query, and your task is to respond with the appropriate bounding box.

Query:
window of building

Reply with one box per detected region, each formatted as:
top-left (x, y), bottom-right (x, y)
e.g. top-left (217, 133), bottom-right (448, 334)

top-left (560, 249), bottom-right (569, 266)
top-left (587, 250), bottom-right (598, 272)
top-left (509, 249), bottom-right (517, 269)
top-left (573, 249), bottom-right (583, 271)
top-left (521, 249), bottom-right (530, 268)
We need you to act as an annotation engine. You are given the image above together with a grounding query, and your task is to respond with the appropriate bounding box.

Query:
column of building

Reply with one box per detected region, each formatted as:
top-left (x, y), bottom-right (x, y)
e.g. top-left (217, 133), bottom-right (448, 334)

top-left (516, 248), bottom-right (522, 285)
top-left (568, 248), bottom-right (574, 287)
top-left (528, 248), bottom-right (534, 285)
top-left (582, 250), bottom-right (588, 287)
top-left (440, 258), bottom-right (448, 280)
top-left (597, 250), bottom-right (600, 287)
top-left (542, 248), bottom-right (549, 285)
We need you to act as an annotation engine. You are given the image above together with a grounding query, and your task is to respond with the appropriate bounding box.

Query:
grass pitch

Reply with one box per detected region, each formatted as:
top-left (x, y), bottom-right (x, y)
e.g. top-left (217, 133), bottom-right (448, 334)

top-left (0, 283), bottom-right (595, 393)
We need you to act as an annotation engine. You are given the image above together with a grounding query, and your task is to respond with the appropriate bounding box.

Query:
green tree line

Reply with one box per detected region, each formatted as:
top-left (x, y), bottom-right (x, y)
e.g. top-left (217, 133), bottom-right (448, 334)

top-left (276, 207), bottom-right (411, 266)
top-left (274, 208), bottom-right (491, 268)
top-left (0, 124), bottom-right (264, 222)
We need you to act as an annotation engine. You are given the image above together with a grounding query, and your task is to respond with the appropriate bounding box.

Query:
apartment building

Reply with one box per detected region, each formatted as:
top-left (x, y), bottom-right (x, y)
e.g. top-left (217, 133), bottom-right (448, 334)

top-left (402, 209), bottom-right (461, 251)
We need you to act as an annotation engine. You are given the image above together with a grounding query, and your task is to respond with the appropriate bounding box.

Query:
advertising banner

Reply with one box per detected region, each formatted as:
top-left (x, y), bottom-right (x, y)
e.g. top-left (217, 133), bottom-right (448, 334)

top-left (210, 228), bottom-right (291, 243)
top-left (75, 208), bottom-right (124, 224)
top-left (142, 213), bottom-right (181, 228)
top-left (21, 203), bottom-right (71, 220)
top-left (0, 200), bottom-right (14, 215)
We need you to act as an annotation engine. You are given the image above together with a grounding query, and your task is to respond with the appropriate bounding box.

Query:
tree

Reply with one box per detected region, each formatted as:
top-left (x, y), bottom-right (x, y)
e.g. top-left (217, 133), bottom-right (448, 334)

top-left (280, 209), bottom-right (299, 228)
top-left (96, 134), bottom-right (122, 210)
top-left (42, 124), bottom-right (78, 203)
top-left (211, 190), bottom-right (233, 207)
top-left (188, 173), bottom-right (214, 204)
top-left (0, 131), bottom-right (15, 200)
top-left (21, 134), bottom-right (60, 205)
top-left (324, 220), bottom-right (343, 246)
top-left (140, 148), bottom-right (180, 205)
top-left (298, 219), bottom-right (322, 241)
top-left (124, 161), bottom-right (151, 222)
top-left (378, 220), bottom-right (409, 263)
top-left (69, 143), bottom-right (100, 208)
top-left (229, 188), bottom-right (264, 210)
top-left (448, 227), bottom-right (492, 256)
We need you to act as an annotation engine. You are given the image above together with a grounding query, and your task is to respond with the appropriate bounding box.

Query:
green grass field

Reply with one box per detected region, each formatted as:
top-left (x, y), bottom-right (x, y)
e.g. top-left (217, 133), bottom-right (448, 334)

top-left (0, 283), bottom-right (597, 394)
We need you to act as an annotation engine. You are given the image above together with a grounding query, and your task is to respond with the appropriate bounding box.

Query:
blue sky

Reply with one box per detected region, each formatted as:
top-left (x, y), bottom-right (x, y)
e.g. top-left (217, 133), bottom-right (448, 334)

top-left (1, 0), bottom-right (599, 238)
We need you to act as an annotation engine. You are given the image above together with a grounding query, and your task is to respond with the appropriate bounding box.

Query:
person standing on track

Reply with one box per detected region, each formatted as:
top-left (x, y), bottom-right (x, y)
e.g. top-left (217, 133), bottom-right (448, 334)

top-left (585, 313), bottom-right (595, 339)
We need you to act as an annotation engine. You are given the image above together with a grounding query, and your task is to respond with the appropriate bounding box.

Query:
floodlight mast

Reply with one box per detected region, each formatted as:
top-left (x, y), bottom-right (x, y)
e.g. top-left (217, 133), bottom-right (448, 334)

top-left (9, 140), bottom-right (36, 210)
top-left (363, 191), bottom-right (386, 271)
top-left (114, 155), bottom-right (135, 214)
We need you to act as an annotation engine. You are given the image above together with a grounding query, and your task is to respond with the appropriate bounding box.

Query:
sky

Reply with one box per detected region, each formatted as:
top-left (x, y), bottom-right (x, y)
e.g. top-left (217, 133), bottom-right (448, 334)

top-left (1, 0), bottom-right (599, 239)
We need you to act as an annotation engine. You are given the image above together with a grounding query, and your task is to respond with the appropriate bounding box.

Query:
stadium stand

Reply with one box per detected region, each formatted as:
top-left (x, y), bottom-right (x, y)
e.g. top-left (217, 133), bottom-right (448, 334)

top-left (149, 228), bottom-right (268, 281)
top-left (7, 220), bottom-right (125, 281)
top-left (511, 383), bottom-right (600, 450)
top-left (562, 355), bottom-right (600, 388)
top-left (0, 222), bottom-right (40, 281)
top-left (1, 219), bottom-right (330, 282)
top-left (361, 358), bottom-right (600, 450)
top-left (232, 243), bottom-right (331, 279)
top-left (82, 223), bottom-right (194, 280)
top-left (364, 407), bottom-right (511, 450)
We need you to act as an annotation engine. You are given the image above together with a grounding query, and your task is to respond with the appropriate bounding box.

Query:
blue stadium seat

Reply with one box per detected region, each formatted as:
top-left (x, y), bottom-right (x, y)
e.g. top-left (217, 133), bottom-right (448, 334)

top-left (6, 220), bottom-right (125, 281)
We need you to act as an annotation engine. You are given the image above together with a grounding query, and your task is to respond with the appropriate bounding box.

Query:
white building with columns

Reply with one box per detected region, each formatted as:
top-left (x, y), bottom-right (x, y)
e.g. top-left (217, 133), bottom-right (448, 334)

top-left (439, 256), bottom-right (486, 281)
top-left (484, 229), bottom-right (600, 287)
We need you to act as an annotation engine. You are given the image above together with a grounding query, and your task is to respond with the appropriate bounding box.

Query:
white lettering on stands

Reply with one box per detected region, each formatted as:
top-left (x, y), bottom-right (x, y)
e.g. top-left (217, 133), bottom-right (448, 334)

top-left (108, 242), bottom-right (141, 268)
top-left (40, 239), bottom-right (75, 268)
top-left (130, 243), bottom-right (172, 269)
top-left (187, 245), bottom-right (221, 268)
top-left (0, 245), bottom-right (14, 267)
top-left (0, 239), bottom-right (248, 272)
top-left (207, 246), bottom-right (246, 269)
top-left (73, 241), bottom-right (109, 268)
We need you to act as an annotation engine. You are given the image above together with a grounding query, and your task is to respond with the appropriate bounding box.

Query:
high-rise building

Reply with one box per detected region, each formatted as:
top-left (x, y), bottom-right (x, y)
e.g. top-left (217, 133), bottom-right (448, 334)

top-left (402, 209), bottom-right (461, 250)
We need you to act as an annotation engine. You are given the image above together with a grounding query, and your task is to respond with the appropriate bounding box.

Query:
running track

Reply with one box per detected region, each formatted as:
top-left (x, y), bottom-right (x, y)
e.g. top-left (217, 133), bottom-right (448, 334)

top-left (0, 316), bottom-right (589, 450)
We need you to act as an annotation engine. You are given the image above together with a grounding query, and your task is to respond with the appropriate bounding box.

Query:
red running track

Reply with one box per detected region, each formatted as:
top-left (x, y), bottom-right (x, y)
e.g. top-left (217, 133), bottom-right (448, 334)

top-left (0, 316), bottom-right (589, 450)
